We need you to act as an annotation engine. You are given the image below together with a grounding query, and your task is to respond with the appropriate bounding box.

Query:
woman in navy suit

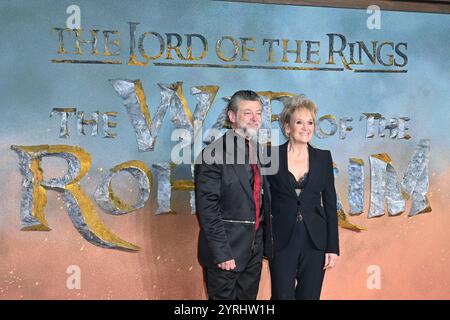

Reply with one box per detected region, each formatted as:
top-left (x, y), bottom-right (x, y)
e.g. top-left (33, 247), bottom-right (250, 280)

top-left (268, 95), bottom-right (339, 300)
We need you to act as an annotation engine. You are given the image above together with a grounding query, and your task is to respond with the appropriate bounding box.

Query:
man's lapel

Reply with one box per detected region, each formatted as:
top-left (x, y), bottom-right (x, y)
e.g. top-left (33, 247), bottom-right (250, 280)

top-left (225, 130), bottom-right (254, 202)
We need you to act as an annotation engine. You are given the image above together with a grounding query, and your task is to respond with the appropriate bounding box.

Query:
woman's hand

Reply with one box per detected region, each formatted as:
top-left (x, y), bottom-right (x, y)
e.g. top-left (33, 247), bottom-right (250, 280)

top-left (323, 253), bottom-right (338, 270)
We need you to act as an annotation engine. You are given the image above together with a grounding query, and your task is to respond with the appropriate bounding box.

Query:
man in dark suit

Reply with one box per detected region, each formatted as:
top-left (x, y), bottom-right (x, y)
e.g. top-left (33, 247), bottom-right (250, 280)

top-left (194, 90), bottom-right (273, 300)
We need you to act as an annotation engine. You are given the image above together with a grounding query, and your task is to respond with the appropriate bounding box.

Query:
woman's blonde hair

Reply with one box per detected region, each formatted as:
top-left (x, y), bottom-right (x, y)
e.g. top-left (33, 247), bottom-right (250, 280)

top-left (279, 94), bottom-right (317, 139)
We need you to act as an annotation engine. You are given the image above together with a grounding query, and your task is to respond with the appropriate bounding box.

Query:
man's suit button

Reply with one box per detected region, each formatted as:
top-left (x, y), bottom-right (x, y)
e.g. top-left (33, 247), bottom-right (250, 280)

top-left (297, 212), bottom-right (303, 222)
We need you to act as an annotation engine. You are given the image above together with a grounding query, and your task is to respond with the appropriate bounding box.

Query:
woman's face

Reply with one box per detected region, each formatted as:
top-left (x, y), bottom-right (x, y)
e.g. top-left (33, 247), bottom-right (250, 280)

top-left (285, 108), bottom-right (315, 144)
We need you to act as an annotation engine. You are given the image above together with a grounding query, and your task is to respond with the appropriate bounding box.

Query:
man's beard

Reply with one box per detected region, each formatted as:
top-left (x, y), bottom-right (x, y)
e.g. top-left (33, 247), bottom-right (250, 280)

top-left (236, 120), bottom-right (260, 140)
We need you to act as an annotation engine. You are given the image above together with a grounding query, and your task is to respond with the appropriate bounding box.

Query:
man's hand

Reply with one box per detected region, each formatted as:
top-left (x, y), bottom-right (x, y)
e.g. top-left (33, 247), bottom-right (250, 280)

top-left (323, 253), bottom-right (338, 270)
top-left (217, 259), bottom-right (236, 271)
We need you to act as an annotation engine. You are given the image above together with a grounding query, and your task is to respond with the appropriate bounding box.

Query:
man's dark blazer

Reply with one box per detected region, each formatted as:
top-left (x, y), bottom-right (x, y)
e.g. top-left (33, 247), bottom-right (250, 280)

top-left (267, 141), bottom-right (339, 255)
top-left (194, 130), bottom-right (273, 272)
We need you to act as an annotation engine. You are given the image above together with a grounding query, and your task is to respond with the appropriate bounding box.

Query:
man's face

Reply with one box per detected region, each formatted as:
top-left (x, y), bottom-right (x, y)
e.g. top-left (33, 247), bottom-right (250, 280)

top-left (228, 99), bottom-right (262, 139)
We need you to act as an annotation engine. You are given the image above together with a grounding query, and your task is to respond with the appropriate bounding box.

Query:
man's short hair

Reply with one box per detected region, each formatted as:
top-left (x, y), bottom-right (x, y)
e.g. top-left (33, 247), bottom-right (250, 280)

top-left (226, 90), bottom-right (262, 126)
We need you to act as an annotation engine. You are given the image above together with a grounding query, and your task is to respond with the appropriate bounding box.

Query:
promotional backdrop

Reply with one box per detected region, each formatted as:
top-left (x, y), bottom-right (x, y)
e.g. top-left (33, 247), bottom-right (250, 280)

top-left (1, 0), bottom-right (449, 299)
